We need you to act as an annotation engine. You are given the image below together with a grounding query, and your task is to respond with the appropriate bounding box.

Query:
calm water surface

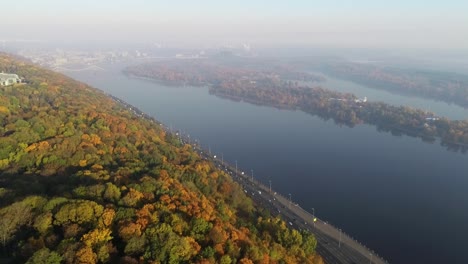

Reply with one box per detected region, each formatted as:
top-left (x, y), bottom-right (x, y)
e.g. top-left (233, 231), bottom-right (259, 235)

top-left (67, 64), bottom-right (468, 264)
top-left (312, 72), bottom-right (468, 120)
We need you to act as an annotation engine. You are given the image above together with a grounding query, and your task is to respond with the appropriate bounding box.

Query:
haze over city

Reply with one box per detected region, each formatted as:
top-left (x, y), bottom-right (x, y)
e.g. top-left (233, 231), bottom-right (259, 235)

top-left (3, 0), bottom-right (468, 50)
top-left (1, 1), bottom-right (468, 264)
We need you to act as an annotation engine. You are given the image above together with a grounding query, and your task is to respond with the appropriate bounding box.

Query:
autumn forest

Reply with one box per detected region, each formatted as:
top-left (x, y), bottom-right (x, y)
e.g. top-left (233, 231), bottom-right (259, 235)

top-left (0, 54), bottom-right (322, 264)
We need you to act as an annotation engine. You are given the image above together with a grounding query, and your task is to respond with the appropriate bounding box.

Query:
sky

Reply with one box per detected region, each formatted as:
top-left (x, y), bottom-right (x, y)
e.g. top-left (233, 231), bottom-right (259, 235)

top-left (3, 0), bottom-right (468, 50)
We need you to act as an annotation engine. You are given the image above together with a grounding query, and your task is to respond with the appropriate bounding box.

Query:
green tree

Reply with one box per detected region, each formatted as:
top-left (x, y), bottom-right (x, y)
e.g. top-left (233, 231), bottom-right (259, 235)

top-left (54, 200), bottom-right (103, 226)
top-left (201, 246), bottom-right (215, 259)
top-left (220, 255), bottom-right (233, 264)
top-left (190, 218), bottom-right (212, 241)
top-left (301, 231), bottom-right (317, 255)
top-left (26, 248), bottom-right (62, 264)
top-left (0, 200), bottom-right (32, 246)
top-left (34, 212), bottom-right (53, 235)
top-left (124, 235), bottom-right (146, 256)
top-left (103, 183), bottom-right (121, 203)
top-left (144, 223), bottom-right (199, 263)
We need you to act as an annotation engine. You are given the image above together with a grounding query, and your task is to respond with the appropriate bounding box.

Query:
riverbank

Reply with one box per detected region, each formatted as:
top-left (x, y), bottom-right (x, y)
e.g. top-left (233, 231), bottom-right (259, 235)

top-left (123, 60), bottom-right (468, 152)
top-left (175, 129), bottom-right (389, 264)
top-left (65, 63), bottom-right (468, 264)
top-left (209, 87), bottom-right (468, 153)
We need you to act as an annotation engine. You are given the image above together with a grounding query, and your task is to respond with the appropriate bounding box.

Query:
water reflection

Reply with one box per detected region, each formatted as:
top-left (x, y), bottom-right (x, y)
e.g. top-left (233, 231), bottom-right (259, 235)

top-left (66, 64), bottom-right (468, 264)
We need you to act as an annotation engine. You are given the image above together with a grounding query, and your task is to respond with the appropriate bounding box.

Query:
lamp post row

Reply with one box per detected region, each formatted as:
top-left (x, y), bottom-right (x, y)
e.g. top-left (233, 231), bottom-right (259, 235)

top-left (208, 149), bottom-right (363, 262)
top-left (175, 130), bottom-right (378, 264)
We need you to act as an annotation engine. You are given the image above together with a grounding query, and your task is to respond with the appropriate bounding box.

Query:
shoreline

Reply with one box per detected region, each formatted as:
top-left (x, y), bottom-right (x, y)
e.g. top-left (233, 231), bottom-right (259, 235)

top-left (122, 72), bottom-right (468, 153)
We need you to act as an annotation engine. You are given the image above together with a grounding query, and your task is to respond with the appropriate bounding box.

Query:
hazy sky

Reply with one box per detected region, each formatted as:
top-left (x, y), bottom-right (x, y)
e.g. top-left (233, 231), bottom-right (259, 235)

top-left (3, 0), bottom-right (468, 49)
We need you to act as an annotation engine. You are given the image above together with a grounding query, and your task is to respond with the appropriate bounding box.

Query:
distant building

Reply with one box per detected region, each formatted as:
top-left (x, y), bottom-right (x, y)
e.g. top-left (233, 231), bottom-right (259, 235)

top-left (0, 72), bottom-right (21, 86)
top-left (354, 96), bottom-right (368, 103)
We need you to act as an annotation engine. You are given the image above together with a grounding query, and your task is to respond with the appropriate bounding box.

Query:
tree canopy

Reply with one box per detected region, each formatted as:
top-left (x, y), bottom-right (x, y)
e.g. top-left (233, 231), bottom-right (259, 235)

top-left (0, 53), bottom-right (322, 263)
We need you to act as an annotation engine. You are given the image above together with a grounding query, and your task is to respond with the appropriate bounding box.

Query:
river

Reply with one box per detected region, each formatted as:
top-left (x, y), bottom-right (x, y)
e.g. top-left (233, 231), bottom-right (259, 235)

top-left (308, 72), bottom-right (468, 120)
top-left (66, 63), bottom-right (468, 264)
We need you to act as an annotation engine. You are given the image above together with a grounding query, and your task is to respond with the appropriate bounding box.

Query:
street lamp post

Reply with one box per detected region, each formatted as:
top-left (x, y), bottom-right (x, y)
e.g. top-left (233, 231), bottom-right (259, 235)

top-left (312, 208), bottom-right (315, 228)
top-left (288, 193), bottom-right (292, 209)
top-left (338, 229), bottom-right (342, 248)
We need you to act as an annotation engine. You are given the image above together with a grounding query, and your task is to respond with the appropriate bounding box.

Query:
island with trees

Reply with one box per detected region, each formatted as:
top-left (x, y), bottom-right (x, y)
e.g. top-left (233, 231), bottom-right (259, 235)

top-left (0, 53), bottom-right (323, 264)
top-left (125, 59), bottom-right (468, 152)
top-left (314, 60), bottom-right (468, 109)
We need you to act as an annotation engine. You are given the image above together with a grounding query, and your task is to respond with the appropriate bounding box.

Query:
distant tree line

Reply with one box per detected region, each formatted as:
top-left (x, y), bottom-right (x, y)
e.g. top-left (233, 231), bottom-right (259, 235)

top-left (125, 59), bottom-right (468, 153)
top-left (318, 61), bottom-right (468, 109)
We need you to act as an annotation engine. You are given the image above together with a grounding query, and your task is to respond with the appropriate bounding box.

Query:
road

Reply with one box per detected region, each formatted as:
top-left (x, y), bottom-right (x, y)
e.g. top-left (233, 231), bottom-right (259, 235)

top-left (192, 143), bottom-right (389, 264)
top-left (58, 65), bottom-right (376, 264)
top-left (108, 100), bottom-right (389, 264)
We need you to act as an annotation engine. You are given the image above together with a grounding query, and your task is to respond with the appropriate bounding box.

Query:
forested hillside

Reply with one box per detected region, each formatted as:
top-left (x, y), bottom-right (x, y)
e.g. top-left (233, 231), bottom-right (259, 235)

top-left (0, 54), bottom-right (321, 264)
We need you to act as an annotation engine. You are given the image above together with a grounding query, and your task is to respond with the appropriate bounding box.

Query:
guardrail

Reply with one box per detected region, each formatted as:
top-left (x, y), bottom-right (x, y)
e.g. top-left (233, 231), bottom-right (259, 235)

top-left (202, 146), bottom-right (389, 264)
top-left (253, 177), bottom-right (389, 264)
top-left (110, 95), bottom-right (390, 264)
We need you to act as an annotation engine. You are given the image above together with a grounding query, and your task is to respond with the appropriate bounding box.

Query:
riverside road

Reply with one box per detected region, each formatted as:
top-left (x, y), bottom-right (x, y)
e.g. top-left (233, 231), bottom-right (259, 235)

top-left (111, 100), bottom-right (389, 264)
top-left (193, 143), bottom-right (389, 264)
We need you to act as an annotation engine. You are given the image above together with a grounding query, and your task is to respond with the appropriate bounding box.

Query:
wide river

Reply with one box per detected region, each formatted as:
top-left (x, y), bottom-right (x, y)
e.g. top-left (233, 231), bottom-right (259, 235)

top-left (67, 63), bottom-right (468, 264)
